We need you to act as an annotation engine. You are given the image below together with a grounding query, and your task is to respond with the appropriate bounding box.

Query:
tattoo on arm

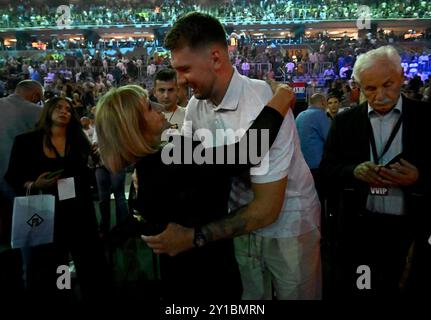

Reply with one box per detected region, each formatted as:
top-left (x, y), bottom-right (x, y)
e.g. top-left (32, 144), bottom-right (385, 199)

top-left (201, 207), bottom-right (248, 242)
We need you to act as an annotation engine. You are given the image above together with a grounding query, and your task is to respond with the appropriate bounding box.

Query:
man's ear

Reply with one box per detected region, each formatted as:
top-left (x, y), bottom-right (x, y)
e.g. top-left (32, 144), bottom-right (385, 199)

top-left (210, 46), bottom-right (224, 71)
top-left (31, 93), bottom-right (39, 103)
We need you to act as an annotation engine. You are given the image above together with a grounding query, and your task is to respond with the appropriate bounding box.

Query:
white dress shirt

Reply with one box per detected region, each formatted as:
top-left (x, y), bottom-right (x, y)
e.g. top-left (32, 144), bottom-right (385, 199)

top-left (366, 96), bottom-right (404, 215)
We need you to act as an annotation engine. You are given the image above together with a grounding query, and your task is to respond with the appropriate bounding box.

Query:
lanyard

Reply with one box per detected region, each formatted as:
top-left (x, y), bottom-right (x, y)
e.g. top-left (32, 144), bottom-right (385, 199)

top-left (367, 113), bottom-right (403, 164)
top-left (168, 108), bottom-right (177, 123)
top-left (48, 137), bottom-right (68, 159)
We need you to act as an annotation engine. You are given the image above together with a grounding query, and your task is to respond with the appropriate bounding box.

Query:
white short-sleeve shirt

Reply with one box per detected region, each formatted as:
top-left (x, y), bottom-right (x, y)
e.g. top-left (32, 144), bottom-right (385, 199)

top-left (182, 68), bottom-right (320, 238)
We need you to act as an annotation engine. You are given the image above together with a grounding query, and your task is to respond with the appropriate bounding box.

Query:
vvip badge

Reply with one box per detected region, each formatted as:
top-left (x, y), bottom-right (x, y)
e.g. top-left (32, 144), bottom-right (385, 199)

top-left (369, 187), bottom-right (388, 196)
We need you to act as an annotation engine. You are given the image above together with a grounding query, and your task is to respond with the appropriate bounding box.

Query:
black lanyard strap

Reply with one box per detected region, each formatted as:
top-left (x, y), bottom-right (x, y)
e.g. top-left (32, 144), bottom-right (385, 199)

top-left (48, 136), bottom-right (68, 159)
top-left (367, 113), bottom-right (403, 164)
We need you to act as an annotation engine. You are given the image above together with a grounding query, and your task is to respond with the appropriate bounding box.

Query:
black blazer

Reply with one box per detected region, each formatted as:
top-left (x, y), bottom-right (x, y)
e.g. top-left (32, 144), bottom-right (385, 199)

top-left (320, 95), bottom-right (431, 226)
top-left (5, 130), bottom-right (92, 197)
top-left (4, 129), bottom-right (99, 239)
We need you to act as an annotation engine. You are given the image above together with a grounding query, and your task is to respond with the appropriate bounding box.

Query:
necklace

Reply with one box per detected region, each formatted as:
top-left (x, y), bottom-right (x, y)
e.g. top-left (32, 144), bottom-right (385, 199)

top-left (168, 107), bottom-right (177, 123)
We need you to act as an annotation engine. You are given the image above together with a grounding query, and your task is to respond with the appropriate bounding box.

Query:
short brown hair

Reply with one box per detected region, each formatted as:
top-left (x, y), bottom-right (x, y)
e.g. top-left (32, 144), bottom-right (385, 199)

top-left (164, 12), bottom-right (228, 51)
top-left (153, 68), bottom-right (177, 88)
top-left (327, 94), bottom-right (340, 102)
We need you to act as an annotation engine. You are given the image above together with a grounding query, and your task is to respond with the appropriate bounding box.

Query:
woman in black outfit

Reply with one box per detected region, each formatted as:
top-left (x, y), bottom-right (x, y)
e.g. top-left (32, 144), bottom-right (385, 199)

top-left (5, 97), bottom-right (109, 303)
top-left (95, 84), bottom-right (294, 301)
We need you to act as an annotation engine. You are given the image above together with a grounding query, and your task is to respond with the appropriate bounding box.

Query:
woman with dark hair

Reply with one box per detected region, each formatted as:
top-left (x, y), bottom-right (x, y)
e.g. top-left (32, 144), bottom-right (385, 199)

top-left (5, 97), bottom-right (109, 303)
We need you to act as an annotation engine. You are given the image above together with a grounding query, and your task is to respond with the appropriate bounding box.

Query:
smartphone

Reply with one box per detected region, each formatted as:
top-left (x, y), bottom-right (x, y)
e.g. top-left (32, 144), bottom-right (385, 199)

top-left (384, 153), bottom-right (403, 168)
top-left (46, 169), bottom-right (64, 179)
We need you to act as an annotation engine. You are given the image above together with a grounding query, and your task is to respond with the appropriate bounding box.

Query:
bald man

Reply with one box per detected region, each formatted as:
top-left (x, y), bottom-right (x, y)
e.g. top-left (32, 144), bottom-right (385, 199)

top-left (1, 80), bottom-right (43, 200)
top-left (296, 93), bottom-right (330, 172)
top-left (0, 80), bottom-right (43, 299)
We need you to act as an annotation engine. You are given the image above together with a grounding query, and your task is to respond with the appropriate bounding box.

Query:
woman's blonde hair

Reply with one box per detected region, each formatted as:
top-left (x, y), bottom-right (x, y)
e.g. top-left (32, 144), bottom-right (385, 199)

top-left (95, 85), bottom-right (158, 172)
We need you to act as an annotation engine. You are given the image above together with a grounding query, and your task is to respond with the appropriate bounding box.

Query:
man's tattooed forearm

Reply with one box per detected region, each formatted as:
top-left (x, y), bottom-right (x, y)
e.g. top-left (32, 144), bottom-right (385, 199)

top-left (202, 208), bottom-right (248, 242)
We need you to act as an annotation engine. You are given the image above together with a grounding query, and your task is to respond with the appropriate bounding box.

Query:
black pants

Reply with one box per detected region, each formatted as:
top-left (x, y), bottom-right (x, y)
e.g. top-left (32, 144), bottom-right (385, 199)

top-left (0, 248), bottom-right (24, 302)
top-left (310, 168), bottom-right (326, 234)
top-left (335, 211), bottom-right (413, 299)
top-left (160, 240), bottom-right (242, 302)
top-left (0, 193), bottom-right (25, 302)
top-left (26, 201), bottom-right (111, 304)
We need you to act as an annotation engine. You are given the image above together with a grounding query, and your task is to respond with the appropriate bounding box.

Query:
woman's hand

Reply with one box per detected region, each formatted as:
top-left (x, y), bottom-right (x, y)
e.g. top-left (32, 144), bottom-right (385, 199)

top-left (266, 83), bottom-right (296, 116)
top-left (266, 79), bottom-right (279, 94)
top-left (33, 172), bottom-right (60, 190)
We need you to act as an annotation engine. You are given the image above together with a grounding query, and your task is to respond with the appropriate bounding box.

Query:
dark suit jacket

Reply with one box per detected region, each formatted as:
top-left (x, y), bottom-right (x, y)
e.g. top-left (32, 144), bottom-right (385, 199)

top-left (320, 95), bottom-right (431, 229)
top-left (4, 130), bottom-right (99, 238)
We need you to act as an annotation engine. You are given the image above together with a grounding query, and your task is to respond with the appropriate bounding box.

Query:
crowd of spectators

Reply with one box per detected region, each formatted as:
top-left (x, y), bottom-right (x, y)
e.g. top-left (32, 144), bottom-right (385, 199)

top-left (1, 0), bottom-right (431, 28)
top-left (1, 29), bottom-right (430, 113)
top-left (229, 31), bottom-right (431, 84)
top-left (0, 54), bottom-right (146, 110)
top-left (1, 8), bottom-right (431, 301)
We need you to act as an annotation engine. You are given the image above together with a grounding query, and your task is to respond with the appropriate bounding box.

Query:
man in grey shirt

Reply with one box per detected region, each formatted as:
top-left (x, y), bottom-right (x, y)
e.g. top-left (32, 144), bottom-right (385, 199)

top-left (0, 80), bottom-right (43, 200)
top-left (0, 80), bottom-right (43, 299)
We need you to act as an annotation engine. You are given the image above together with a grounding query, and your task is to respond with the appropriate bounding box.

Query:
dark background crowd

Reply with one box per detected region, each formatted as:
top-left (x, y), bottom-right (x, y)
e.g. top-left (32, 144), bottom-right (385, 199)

top-left (0, 0), bottom-right (430, 308)
top-left (1, 0), bottom-right (431, 28)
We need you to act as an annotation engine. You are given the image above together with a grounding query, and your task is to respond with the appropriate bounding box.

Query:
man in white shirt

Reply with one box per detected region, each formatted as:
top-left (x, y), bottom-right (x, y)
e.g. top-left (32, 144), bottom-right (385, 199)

top-left (147, 59), bottom-right (157, 78)
top-left (401, 60), bottom-right (409, 76)
top-left (241, 59), bottom-right (250, 77)
top-left (323, 67), bottom-right (335, 81)
top-left (143, 12), bottom-right (322, 300)
top-left (408, 60), bottom-right (419, 78)
top-left (418, 51), bottom-right (429, 72)
top-left (153, 68), bottom-right (186, 141)
top-left (285, 60), bottom-right (295, 74)
top-left (339, 64), bottom-right (350, 79)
